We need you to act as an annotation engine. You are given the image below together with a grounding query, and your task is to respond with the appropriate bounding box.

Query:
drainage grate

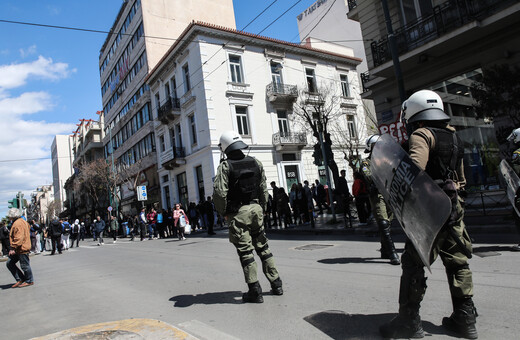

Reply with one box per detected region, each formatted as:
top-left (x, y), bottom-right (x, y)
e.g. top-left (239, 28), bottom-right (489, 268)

top-left (295, 244), bottom-right (334, 251)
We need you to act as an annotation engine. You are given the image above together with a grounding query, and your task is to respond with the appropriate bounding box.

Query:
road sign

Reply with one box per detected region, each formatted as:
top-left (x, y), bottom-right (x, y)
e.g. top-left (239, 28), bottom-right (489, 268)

top-left (137, 185), bottom-right (148, 201)
top-left (108, 206), bottom-right (113, 212)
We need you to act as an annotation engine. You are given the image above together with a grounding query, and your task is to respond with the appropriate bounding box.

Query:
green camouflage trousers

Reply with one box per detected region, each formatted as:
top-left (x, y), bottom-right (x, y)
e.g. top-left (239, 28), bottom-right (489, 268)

top-left (228, 203), bottom-right (280, 284)
top-left (400, 196), bottom-right (474, 308)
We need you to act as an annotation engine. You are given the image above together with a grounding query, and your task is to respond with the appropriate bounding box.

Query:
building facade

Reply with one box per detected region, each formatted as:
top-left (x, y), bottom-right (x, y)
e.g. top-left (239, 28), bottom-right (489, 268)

top-left (51, 135), bottom-right (73, 210)
top-left (98, 0), bottom-right (235, 215)
top-left (348, 0), bottom-right (520, 191)
top-left (147, 22), bottom-right (367, 210)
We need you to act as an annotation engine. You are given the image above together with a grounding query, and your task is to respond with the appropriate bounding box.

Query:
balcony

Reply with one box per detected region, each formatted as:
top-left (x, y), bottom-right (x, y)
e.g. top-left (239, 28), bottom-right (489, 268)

top-left (371, 0), bottom-right (519, 68)
top-left (181, 90), bottom-right (196, 108)
top-left (157, 97), bottom-right (181, 124)
top-left (347, 0), bottom-right (357, 11)
top-left (272, 132), bottom-right (307, 151)
top-left (266, 83), bottom-right (298, 104)
top-left (160, 147), bottom-right (186, 170)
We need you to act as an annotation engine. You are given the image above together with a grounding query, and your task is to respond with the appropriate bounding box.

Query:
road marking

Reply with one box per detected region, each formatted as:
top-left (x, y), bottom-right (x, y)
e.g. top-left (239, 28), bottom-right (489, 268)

top-left (31, 318), bottom-right (198, 340)
top-left (178, 320), bottom-right (240, 340)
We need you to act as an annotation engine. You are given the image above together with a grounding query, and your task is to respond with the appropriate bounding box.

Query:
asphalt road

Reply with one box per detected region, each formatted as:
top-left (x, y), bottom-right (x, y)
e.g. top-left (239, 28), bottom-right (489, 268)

top-left (1, 229), bottom-right (519, 340)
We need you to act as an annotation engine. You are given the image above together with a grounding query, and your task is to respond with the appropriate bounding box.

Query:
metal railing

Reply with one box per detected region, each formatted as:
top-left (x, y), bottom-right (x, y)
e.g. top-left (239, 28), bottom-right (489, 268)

top-left (347, 0), bottom-right (357, 11)
top-left (266, 82), bottom-right (298, 97)
top-left (360, 72), bottom-right (370, 93)
top-left (464, 189), bottom-right (510, 216)
top-left (272, 132), bottom-right (307, 145)
top-left (371, 0), bottom-right (517, 67)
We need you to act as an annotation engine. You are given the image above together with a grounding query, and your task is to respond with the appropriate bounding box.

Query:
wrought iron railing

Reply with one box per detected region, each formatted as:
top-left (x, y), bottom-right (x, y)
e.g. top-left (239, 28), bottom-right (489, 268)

top-left (360, 72), bottom-right (370, 93)
top-left (347, 0), bottom-right (357, 11)
top-left (173, 147), bottom-right (186, 158)
top-left (272, 132), bottom-right (307, 145)
top-left (371, 0), bottom-right (517, 67)
top-left (266, 82), bottom-right (298, 97)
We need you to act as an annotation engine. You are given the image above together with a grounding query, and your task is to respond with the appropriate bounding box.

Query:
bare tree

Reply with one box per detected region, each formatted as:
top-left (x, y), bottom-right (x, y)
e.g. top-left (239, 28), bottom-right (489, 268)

top-left (46, 199), bottom-right (62, 219)
top-left (74, 159), bottom-right (111, 216)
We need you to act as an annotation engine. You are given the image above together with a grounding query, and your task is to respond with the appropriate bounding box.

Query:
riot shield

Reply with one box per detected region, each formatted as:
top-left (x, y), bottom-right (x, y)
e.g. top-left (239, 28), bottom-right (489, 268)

top-left (370, 134), bottom-right (452, 272)
top-left (499, 159), bottom-right (520, 217)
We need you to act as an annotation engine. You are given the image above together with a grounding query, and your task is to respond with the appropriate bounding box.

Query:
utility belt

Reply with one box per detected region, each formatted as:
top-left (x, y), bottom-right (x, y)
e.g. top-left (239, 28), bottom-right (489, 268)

top-left (226, 198), bottom-right (260, 214)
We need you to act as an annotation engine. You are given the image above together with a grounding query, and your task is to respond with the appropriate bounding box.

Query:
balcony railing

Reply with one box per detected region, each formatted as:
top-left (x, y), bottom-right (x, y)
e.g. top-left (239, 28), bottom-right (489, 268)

top-left (360, 72), bottom-right (370, 93)
top-left (272, 132), bottom-right (307, 147)
top-left (371, 0), bottom-right (516, 67)
top-left (266, 82), bottom-right (298, 104)
top-left (160, 147), bottom-right (186, 169)
top-left (347, 0), bottom-right (357, 11)
top-left (157, 96), bottom-right (181, 124)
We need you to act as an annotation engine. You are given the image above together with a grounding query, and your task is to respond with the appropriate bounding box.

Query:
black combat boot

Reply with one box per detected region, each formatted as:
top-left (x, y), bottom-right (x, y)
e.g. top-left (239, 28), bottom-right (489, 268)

top-left (442, 297), bottom-right (478, 339)
top-left (379, 220), bottom-right (401, 265)
top-left (379, 306), bottom-right (424, 339)
top-left (242, 281), bottom-right (263, 303)
top-left (271, 277), bottom-right (283, 295)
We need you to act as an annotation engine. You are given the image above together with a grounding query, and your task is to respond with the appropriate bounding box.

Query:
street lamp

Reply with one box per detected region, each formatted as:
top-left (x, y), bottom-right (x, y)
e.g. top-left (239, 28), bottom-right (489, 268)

top-left (312, 111), bottom-right (337, 223)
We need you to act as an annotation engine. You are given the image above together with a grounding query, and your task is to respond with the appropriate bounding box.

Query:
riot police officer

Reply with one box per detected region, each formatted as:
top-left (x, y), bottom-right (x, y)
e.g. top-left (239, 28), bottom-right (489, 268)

top-left (361, 134), bottom-right (400, 265)
top-left (213, 131), bottom-right (283, 303)
top-left (506, 128), bottom-right (520, 251)
top-left (380, 90), bottom-right (477, 339)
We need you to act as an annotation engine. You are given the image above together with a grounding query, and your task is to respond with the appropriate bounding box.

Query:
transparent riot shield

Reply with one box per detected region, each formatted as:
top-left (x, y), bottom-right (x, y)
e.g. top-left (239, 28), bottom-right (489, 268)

top-left (370, 134), bottom-right (451, 272)
top-left (499, 159), bottom-right (520, 217)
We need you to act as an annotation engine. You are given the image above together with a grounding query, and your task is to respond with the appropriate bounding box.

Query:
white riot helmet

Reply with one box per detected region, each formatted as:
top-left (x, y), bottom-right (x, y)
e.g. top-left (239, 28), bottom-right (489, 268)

top-left (507, 128), bottom-right (520, 144)
top-left (218, 130), bottom-right (248, 154)
top-left (401, 90), bottom-right (450, 125)
top-left (365, 134), bottom-right (380, 153)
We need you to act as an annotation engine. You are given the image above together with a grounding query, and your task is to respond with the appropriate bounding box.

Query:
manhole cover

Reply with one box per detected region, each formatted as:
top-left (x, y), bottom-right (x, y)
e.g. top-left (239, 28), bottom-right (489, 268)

top-left (295, 244), bottom-right (334, 251)
top-left (474, 251), bottom-right (501, 257)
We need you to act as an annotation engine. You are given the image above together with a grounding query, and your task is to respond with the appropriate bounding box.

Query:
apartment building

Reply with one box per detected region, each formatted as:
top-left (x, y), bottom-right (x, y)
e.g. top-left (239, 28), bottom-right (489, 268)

top-left (51, 135), bottom-right (73, 211)
top-left (99, 0), bottom-right (235, 214)
top-left (348, 0), bottom-right (520, 190)
top-left (71, 112), bottom-right (105, 168)
top-left (146, 21), bottom-right (366, 209)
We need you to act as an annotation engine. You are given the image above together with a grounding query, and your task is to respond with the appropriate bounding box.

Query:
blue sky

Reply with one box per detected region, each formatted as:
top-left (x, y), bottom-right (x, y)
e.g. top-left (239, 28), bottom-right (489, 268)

top-left (0, 0), bottom-right (318, 216)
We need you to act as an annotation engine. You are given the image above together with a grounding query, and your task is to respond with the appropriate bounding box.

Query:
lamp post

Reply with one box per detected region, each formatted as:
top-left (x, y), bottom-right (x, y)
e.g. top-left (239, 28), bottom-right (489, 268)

top-left (313, 112), bottom-right (336, 223)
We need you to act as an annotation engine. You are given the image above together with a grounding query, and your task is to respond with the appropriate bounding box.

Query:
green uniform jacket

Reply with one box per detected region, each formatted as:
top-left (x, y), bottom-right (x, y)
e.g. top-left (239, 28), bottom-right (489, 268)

top-left (213, 157), bottom-right (268, 216)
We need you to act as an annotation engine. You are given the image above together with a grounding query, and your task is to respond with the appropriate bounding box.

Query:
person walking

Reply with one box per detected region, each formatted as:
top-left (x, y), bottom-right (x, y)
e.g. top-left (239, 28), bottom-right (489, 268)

top-left (61, 218), bottom-right (71, 250)
top-left (213, 130), bottom-right (283, 303)
top-left (361, 135), bottom-right (400, 265)
top-left (109, 216), bottom-right (119, 243)
top-left (352, 172), bottom-right (371, 226)
top-left (379, 90), bottom-right (477, 339)
top-left (314, 180), bottom-right (328, 214)
top-left (49, 217), bottom-right (63, 255)
top-left (0, 221), bottom-right (11, 257)
top-left (337, 169), bottom-right (353, 227)
top-left (6, 208), bottom-right (34, 288)
top-left (173, 203), bottom-right (189, 240)
top-left (204, 196), bottom-right (216, 235)
top-left (139, 208), bottom-right (147, 241)
top-left (70, 219), bottom-right (81, 248)
top-left (94, 216), bottom-right (106, 246)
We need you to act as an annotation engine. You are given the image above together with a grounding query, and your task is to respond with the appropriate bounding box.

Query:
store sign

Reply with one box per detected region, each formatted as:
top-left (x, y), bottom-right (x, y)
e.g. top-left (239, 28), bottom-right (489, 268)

top-left (297, 0), bottom-right (328, 21)
top-left (137, 185), bottom-right (147, 201)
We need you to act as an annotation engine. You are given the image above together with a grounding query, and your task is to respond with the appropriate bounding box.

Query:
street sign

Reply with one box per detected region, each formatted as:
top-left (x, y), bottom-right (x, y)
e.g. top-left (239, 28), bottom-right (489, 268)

top-left (108, 206), bottom-right (113, 212)
top-left (137, 185), bottom-right (148, 201)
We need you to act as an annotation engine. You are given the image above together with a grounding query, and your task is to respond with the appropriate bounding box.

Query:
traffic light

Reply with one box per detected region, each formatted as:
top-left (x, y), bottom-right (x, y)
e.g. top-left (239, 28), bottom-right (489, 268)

top-left (8, 198), bottom-right (18, 209)
top-left (312, 143), bottom-right (323, 166)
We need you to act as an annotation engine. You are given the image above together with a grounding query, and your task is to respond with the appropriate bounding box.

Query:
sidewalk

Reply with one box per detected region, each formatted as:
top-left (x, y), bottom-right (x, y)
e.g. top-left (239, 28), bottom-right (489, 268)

top-left (264, 210), bottom-right (519, 236)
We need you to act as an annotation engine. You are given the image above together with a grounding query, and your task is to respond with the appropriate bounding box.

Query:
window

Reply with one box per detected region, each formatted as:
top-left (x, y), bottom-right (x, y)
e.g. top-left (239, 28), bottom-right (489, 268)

top-left (164, 83), bottom-right (170, 99)
top-left (176, 123), bottom-right (183, 148)
top-left (170, 128), bottom-right (176, 149)
top-left (347, 115), bottom-right (357, 139)
top-left (306, 68), bottom-right (317, 93)
top-left (195, 165), bottom-right (205, 201)
top-left (235, 106), bottom-right (250, 136)
top-left (189, 114), bottom-right (197, 145)
top-left (162, 175), bottom-right (169, 183)
top-left (229, 55), bottom-right (243, 83)
top-left (163, 186), bottom-right (171, 210)
top-left (183, 64), bottom-right (191, 92)
top-left (155, 93), bottom-right (160, 115)
top-left (340, 74), bottom-right (350, 97)
top-left (159, 135), bottom-right (165, 152)
top-left (277, 110), bottom-right (289, 136)
top-left (271, 62), bottom-right (283, 87)
top-left (400, 0), bottom-right (433, 25)
top-left (170, 77), bottom-right (178, 99)
top-left (177, 172), bottom-right (188, 208)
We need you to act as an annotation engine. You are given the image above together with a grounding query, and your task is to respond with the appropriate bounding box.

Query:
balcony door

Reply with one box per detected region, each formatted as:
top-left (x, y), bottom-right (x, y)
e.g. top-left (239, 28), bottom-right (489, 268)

top-left (277, 110), bottom-right (290, 137)
top-left (400, 0), bottom-right (433, 24)
top-left (271, 62), bottom-right (283, 91)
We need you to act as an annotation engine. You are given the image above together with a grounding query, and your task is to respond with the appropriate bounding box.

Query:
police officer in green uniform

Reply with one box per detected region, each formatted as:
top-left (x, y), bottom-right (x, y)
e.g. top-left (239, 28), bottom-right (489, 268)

top-left (506, 128), bottom-right (520, 251)
top-left (380, 90), bottom-right (478, 339)
top-left (213, 130), bottom-right (283, 303)
top-left (361, 134), bottom-right (400, 265)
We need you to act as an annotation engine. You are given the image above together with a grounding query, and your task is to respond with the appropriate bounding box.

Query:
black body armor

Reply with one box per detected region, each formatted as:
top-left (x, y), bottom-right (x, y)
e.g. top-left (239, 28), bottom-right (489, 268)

top-left (226, 156), bottom-right (261, 213)
top-left (425, 127), bottom-right (464, 181)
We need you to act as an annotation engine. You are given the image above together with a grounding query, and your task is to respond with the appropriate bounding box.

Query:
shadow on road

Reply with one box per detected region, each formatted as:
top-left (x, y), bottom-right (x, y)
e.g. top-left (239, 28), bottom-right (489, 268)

top-left (317, 257), bottom-right (397, 265)
top-left (0, 284), bottom-right (14, 290)
top-left (304, 310), bottom-right (450, 339)
top-left (169, 291), bottom-right (242, 307)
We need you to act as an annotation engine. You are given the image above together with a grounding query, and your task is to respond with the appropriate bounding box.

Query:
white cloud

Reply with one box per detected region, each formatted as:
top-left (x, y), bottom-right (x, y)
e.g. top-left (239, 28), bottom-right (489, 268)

top-left (0, 55), bottom-right (73, 90)
top-left (19, 45), bottom-right (37, 58)
top-left (0, 56), bottom-right (76, 217)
